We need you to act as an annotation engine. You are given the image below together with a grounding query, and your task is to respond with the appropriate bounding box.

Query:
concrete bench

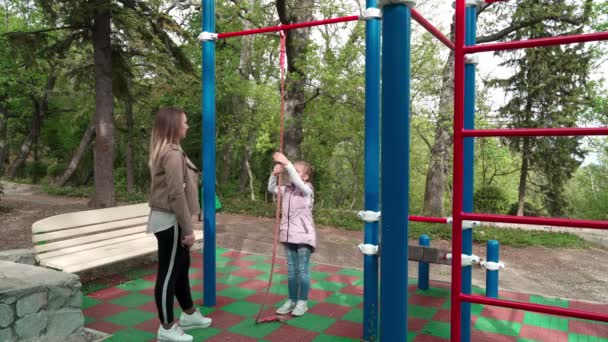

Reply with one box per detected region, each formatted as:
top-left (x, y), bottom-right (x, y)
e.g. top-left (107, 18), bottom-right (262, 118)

top-left (31, 203), bottom-right (202, 273)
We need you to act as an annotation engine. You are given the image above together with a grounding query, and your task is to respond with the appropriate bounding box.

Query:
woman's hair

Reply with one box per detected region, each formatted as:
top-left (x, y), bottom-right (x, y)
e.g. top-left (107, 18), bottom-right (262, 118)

top-left (148, 107), bottom-right (185, 168)
top-left (294, 160), bottom-right (313, 183)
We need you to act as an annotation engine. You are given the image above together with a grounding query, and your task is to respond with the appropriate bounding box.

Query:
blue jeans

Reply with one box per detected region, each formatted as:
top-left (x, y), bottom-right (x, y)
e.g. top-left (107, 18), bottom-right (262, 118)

top-left (284, 243), bottom-right (312, 301)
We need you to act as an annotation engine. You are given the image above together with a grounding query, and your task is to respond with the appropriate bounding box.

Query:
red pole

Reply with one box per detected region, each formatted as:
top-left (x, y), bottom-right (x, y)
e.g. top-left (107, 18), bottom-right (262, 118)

top-left (411, 9), bottom-right (455, 51)
top-left (451, 0), bottom-right (466, 341)
top-left (409, 215), bottom-right (449, 224)
top-left (462, 213), bottom-right (608, 230)
top-left (216, 16), bottom-right (360, 39)
top-left (463, 127), bottom-right (608, 137)
top-left (462, 295), bottom-right (608, 322)
top-left (465, 31), bottom-right (608, 53)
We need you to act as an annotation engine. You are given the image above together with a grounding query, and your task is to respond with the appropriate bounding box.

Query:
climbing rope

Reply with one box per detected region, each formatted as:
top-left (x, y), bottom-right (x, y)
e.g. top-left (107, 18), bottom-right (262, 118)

top-left (255, 29), bottom-right (287, 324)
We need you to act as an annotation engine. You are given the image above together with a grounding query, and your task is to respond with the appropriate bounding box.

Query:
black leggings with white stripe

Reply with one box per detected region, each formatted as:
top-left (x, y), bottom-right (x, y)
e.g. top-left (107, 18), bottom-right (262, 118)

top-left (154, 225), bottom-right (193, 324)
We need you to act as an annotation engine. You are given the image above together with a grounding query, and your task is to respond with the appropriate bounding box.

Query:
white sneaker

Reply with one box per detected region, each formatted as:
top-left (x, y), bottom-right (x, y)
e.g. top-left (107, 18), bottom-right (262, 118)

top-left (291, 300), bottom-right (308, 316)
top-left (179, 309), bottom-right (212, 330)
top-left (276, 299), bottom-right (296, 314)
top-left (157, 323), bottom-right (193, 342)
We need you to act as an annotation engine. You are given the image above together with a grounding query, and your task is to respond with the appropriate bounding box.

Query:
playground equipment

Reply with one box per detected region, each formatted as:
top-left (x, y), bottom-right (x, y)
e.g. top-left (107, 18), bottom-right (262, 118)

top-left (197, 0), bottom-right (608, 341)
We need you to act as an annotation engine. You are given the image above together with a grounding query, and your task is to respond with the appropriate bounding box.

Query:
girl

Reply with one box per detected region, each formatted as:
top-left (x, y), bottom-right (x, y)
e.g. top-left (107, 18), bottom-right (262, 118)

top-left (148, 107), bottom-right (212, 342)
top-left (267, 152), bottom-right (316, 317)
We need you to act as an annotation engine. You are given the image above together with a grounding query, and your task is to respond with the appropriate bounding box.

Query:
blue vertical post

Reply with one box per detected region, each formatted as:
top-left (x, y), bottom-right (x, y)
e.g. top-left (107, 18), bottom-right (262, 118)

top-left (462, 1), bottom-right (478, 341)
top-left (363, 1), bottom-right (381, 341)
top-left (380, 1), bottom-right (413, 340)
top-left (202, 0), bottom-right (216, 307)
top-left (418, 235), bottom-right (430, 290)
top-left (486, 240), bottom-right (500, 298)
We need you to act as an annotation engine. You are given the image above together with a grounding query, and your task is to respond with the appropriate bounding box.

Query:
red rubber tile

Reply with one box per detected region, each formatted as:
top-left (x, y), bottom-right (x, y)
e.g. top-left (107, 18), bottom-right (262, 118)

top-left (265, 324), bottom-right (319, 342)
top-left (519, 325), bottom-right (569, 342)
top-left (307, 302), bottom-right (352, 319)
top-left (324, 320), bottom-right (363, 339)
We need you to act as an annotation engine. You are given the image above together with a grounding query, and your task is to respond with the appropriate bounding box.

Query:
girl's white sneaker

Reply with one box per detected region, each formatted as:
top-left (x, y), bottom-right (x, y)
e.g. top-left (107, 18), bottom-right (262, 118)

top-left (157, 323), bottom-right (193, 342)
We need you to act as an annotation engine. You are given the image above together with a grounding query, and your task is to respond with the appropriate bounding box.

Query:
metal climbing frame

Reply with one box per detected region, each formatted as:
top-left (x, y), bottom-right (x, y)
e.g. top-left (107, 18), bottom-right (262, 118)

top-left (451, 0), bottom-right (608, 341)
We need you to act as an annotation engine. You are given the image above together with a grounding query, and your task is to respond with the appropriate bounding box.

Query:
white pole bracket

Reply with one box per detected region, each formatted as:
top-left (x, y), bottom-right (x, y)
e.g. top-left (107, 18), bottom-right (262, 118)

top-left (462, 220), bottom-right (480, 230)
top-left (358, 243), bottom-right (379, 256)
top-left (198, 32), bottom-right (218, 42)
top-left (446, 216), bottom-right (453, 224)
top-left (360, 8), bottom-right (382, 20)
top-left (446, 253), bottom-right (480, 266)
top-left (465, 55), bottom-right (479, 65)
top-left (358, 210), bottom-right (381, 222)
top-left (481, 261), bottom-right (505, 271)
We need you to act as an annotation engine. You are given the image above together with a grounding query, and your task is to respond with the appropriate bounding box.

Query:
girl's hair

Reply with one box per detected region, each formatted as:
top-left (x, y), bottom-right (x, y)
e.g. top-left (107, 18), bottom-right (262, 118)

top-left (294, 160), bottom-right (314, 183)
top-left (148, 107), bottom-right (185, 168)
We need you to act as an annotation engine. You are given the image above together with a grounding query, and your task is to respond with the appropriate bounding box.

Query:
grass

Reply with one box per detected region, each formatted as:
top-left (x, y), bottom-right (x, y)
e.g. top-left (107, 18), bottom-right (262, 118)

top-left (41, 184), bottom-right (147, 204)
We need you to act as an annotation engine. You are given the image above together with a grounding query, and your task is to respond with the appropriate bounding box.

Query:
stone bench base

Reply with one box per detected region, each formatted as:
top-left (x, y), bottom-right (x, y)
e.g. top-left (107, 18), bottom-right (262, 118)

top-left (0, 260), bottom-right (84, 342)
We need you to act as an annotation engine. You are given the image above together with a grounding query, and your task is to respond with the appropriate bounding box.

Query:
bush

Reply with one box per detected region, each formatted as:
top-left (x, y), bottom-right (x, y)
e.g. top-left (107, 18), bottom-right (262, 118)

top-left (24, 161), bottom-right (48, 179)
top-left (507, 201), bottom-right (542, 216)
top-left (47, 162), bottom-right (66, 178)
top-left (474, 185), bottom-right (509, 214)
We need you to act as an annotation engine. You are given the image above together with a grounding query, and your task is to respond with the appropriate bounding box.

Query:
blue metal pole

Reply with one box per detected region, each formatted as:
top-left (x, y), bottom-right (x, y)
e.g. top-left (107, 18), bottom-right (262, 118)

top-left (486, 240), bottom-right (500, 298)
top-left (202, 0), bottom-right (216, 307)
top-left (462, 2), bottom-right (478, 341)
top-left (380, 1), bottom-right (412, 340)
top-left (363, 1), bottom-right (380, 340)
top-left (418, 235), bottom-right (430, 290)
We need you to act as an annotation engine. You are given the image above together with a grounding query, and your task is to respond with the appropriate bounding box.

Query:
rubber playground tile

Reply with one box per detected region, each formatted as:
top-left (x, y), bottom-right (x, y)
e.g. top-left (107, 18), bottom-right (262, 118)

top-left (336, 268), bottom-right (363, 277)
top-left (338, 285), bottom-right (364, 296)
top-left (264, 324), bottom-right (320, 342)
top-left (324, 320), bottom-right (363, 339)
top-left (116, 279), bottom-right (156, 292)
top-left (241, 254), bottom-right (270, 262)
top-left (88, 287), bottom-right (131, 301)
top-left (416, 287), bottom-right (450, 298)
top-left (312, 335), bottom-right (359, 342)
top-left (481, 305), bottom-right (525, 323)
top-left (519, 325), bottom-right (569, 341)
top-left (105, 308), bottom-right (156, 327)
top-left (569, 301), bottom-right (608, 314)
top-left (102, 327), bottom-right (155, 341)
top-left (221, 301), bottom-right (262, 317)
top-left (232, 267), bottom-right (266, 278)
top-left (287, 313), bottom-right (337, 332)
top-left (324, 274), bottom-right (360, 284)
top-left (471, 330), bottom-right (519, 342)
top-left (244, 292), bottom-right (285, 305)
top-left (133, 318), bottom-right (161, 334)
top-left (227, 259), bottom-right (258, 267)
top-left (188, 326), bottom-right (223, 340)
top-left (205, 331), bottom-right (259, 342)
top-left (432, 308), bottom-right (451, 322)
top-left (420, 321), bottom-right (451, 339)
top-left (410, 293), bottom-right (446, 308)
top-left (82, 296), bottom-right (102, 309)
top-left (83, 302), bottom-right (129, 320)
top-left (206, 309), bottom-right (247, 329)
top-left (530, 295), bottom-right (570, 308)
top-left (311, 280), bottom-right (348, 292)
top-left (567, 333), bottom-right (608, 342)
top-left (409, 304), bottom-right (438, 320)
top-left (217, 286), bottom-right (257, 300)
top-left (85, 320), bottom-right (126, 334)
top-left (569, 320), bottom-right (608, 338)
top-left (307, 302), bottom-right (352, 319)
top-left (412, 333), bottom-right (448, 341)
top-left (228, 318), bottom-right (282, 339)
top-left (523, 311), bottom-right (570, 331)
top-left (239, 279), bottom-right (272, 291)
top-left (474, 316), bottom-right (522, 336)
top-left (109, 292), bottom-right (154, 308)
top-left (408, 317), bottom-right (428, 332)
top-left (216, 274), bottom-right (249, 286)
top-left (341, 308), bottom-right (363, 323)
top-left (310, 271), bottom-right (332, 281)
top-left (324, 292), bottom-right (364, 307)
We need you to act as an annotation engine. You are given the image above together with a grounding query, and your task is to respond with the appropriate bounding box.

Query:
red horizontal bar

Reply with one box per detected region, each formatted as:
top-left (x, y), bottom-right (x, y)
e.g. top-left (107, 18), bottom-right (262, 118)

top-left (461, 294), bottom-right (608, 323)
top-left (462, 127), bottom-right (608, 137)
top-left (409, 215), bottom-right (448, 224)
top-left (465, 31), bottom-right (608, 53)
top-left (217, 16), bottom-right (360, 39)
top-left (461, 213), bottom-right (608, 230)
top-left (411, 9), bottom-right (455, 51)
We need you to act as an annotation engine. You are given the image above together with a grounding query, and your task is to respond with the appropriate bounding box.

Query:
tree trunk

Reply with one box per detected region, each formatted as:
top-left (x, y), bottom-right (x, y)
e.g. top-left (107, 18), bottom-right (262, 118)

top-left (422, 51), bottom-right (455, 217)
top-left (125, 98), bottom-right (135, 193)
top-left (276, 0), bottom-right (314, 160)
top-left (90, 3), bottom-right (115, 208)
top-left (55, 122), bottom-right (95, 187)
top-left (7, 130), bottom-right (33, 179)
top-left (516, 138), bottom-right (530, 216)
top-left (0, 102), bottom-right (9, 176)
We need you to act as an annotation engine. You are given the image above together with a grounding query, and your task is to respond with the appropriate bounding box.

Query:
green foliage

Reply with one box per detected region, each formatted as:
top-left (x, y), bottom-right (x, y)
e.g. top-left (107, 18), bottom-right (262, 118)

top-left (507, 202), bottom-right (543, 217)
top-left (474, 185), bottom-right (509, 214)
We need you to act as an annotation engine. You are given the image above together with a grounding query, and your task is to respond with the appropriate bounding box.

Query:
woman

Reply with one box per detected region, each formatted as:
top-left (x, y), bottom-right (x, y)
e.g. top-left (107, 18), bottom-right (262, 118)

top-left (148, 107), bottom-right (211, 342)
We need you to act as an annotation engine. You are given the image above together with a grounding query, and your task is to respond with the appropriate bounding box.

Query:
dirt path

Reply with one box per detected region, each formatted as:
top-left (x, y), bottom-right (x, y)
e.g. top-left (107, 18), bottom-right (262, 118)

top-left (1, 181), bottom-right (607, 304)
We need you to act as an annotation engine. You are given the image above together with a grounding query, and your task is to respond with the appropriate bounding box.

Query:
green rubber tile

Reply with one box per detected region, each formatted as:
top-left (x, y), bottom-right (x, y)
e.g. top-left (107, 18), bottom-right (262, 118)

top-left (523, 312), bottom-right (569, 331)
top-left (471, 303), bottom-right (484, 316)
top-left (216, 274), bottom-right (248, 286)
top-left (416, 287), bottom-right (450, 298)
top-left (228, 318), bottom-right (281, 338)
top-left (215, 247), bottom-right (228, 255)
top-left (409, 304), bottom-right (437, 320)
top-left (530, 295), bottom-right (569, 308)
top-left (313, 335), bottom-right (359, 342)
top-left (256, 273), bottom-right (288, 283)
top-left (217, 287), bottom-right (257, 300)
top-left (221, 301), bottom-right (261, 317)
top-left (241, 254), bottom-right (269, 262)
top-left (124, 268), bottom-right (155, 279)
top-left (311, 280), bottom-right (347, 292)
top-left (103, 327), bottom-right (155, 341)
top-left (342, 308), bottom-right (364, 323)
top-left (249, 263), bottom-right (274, 272)
top-left (408, 331), bottom-right (417, 342)
top-left (84, 316), bottom-right (95, 325)
top-left (474, 317), bottom-right (521, 336)
top-left (189, 277), bottom-right (203, 286)
top-left (287, 313), bottom-right (336, 332)
top-left (472, 287), bottom-right (486, 295)
top-left (518, 339), bottom-right (541, 342)
top-left (568, 334), bottom-right (608, 342)
top-left (116, 279), bottom-right (155, 292)
top-left (421, 321), bottom-right (451, 339)
top-left (189, 327), bottom-right (222, 340)
top-left (310, 272), bottom-right (331, 280)
top-left (351, 278), bottom-right (364, 286)
top-left (216, 265), bottom-right (241, 274)
top-left (216, 255), bottom-right (233, 264)
top-left (105, 309), bottom-right (156, 327)
top-left (325, 293), bottom-right (364, 307)
top-left (83, 296), bottom-right (102, 309)
top-left (109, 292), bottom-right (154, 308)
top-left (268, 284), bottom-right (289, 296)
top-left (336, 268), bottom-right (363, 277)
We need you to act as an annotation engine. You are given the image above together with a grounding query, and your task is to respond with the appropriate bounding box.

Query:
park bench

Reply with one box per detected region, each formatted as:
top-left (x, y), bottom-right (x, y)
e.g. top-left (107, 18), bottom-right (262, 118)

top-left (31, 203), bottom-right (202, 273)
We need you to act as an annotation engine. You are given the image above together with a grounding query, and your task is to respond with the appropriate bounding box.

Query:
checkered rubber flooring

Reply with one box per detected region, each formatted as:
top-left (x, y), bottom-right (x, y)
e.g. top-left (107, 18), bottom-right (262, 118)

top-left (83, 247), bottom-right (608, 341)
